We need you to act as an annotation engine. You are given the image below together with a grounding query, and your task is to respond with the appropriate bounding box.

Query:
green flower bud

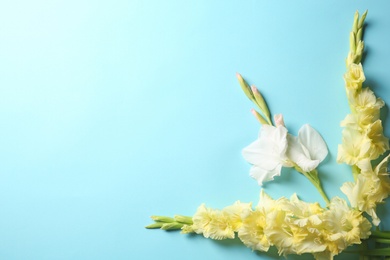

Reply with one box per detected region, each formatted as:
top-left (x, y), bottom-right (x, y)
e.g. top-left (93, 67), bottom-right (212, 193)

top-left (358, 10), bottom-right (368, 30)
top-left (356, 28), bottom-right (363, 43)
top-left (352, 11), bottom-right (359, 33)
top-left (251, 109), bottom-right (269, 125)
top-left (236, 73), bottom-right (255, 102)
top-left (350, 32), bottom-right (356, 53)
top-left (174, 215), bottom-right (193, 225)
top-left (151, 215), bottom-right (175, 223)
top-left (145, 222), bottom-right (165, 229)
top-left (161, 222), bottom-right (183, 230)
top-left (251, 85), bottom-right (271, 122)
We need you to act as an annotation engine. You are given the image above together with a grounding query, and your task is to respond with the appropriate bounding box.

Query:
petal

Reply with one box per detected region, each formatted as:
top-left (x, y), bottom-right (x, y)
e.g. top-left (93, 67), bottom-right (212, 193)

top-left (249, 164), bottom-right (282, 186)
top-left (242, 139), bottom-right (263, 165)
top-left (286, 135), bottom-right (319, 172)
top-left (242, 125), bottom-right (288, 171)
top-left (298, 124), bottom-right (328, 162)
top-left (260, 125), bottom-right (289, 155)
top-left (242, 142), bottom-right (282, 171)
top-left (375, 154), bottom-right (390, 175)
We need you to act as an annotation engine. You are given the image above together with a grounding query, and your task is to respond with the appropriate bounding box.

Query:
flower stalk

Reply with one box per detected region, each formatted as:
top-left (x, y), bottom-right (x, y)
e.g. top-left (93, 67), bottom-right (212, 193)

top-left (293, 166), bottom-right (330, 205)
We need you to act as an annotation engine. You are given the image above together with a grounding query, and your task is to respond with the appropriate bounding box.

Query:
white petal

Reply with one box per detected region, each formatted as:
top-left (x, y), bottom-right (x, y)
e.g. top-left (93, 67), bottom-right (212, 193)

top-left (287, 134), bottom-right (320, 172)
top-left (242, 139), bottom-right (263, 165)
top-left (298, 124), bottom-right (328, 162)
top-left (260, 125), bottom-right (288, 151)
top-left (242, 143), bottom-right (282, 171)
top-left (249, 164), bottom-right (282, 186)
top-left (242, 125), bottom-right (288, 171)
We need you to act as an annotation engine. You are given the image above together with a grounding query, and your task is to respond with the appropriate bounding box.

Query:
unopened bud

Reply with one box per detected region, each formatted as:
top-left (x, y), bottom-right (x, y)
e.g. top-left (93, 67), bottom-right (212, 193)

top-left (251, 109), bottom-right (268, 125)
top-left (274, 114), bottom-right (285, 127)
top-left (237, 73), bottom-right (255, 102)
top-left (251, 86), bottom-right (270, 120)
top-left (145, 222), bottom-right (165, 229)
top-left (174, 215), bottom-right (193, 225)
top-left (151, 215), bottom-right (175, 223)
top-left (161, 222), bottom-right (183, 230)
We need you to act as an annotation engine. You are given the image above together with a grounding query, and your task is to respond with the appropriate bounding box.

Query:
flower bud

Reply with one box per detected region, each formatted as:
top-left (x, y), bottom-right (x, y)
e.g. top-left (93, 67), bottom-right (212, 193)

top-left (174, 215), bottom-right (193, 225)
top-left (145, 222), bottom-right (165, 229)
top-left (274, 114), bottom-right (285, 127)
top-left (161, 222), bottom-right (183, 230)
top-left (237, 73), bottom-right (255, 102)
top-left (251, 85), bottom-right (270, 121)
top-left (251, 109), bottom-right (268, 125)
top-left (151, 215), bottom-right (175, 223)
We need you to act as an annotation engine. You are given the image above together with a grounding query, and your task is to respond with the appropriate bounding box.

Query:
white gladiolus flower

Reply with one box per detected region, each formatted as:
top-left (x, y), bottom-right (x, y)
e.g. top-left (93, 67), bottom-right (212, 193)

top-left (287, 124), bottom-right (328, 172)
top-left (242, 124), bottom-right (328, 185)
top-left (242, 125), bottom-right (291, 185)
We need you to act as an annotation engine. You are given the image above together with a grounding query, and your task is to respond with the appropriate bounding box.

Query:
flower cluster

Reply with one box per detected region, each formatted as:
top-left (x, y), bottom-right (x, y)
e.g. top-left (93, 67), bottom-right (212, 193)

top-left (336, 11), bottom-right (390, 226)
top-left (146, 11), bottom-right (390, 259)
top-left (181, 191), bottom-right (371, 260)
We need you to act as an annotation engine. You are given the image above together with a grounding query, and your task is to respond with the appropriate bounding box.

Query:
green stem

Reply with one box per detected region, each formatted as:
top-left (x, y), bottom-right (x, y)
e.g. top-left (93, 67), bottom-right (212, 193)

top-left (371, 231), bottom-right (390, 239)
top-left (374, 238), bottom-right (390, 244)
top-left (295, 167), bottom-right (330, 205)
top-left (314, 181), bottom-right (331, 205)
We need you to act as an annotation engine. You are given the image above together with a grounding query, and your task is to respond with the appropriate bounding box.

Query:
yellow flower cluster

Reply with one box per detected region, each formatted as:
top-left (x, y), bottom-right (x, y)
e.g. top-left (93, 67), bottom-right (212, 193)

top-left (337, 11), bottom-right (390, 226)
top-left (185, 191), bottom-right (371, 260)
top-left (188, 201), bottom-right (252, 240)
top-left (341, 155), bottom-right (390, 226)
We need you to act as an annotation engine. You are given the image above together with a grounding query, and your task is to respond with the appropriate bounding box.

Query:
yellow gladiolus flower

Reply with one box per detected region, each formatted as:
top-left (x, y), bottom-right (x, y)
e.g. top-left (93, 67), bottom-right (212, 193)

top-left (238, 209), bottom-right (270, 252)
top-left (366, 120), bottom-right (389, 160)
top-left (192, 204), bottom-right (235, 240)
top-left (222, 201), bottom-right (252, 231)
top-left (341, 155), bottom-right (390, 225)
top-left (344, 63), bottom-right (365, 91)
top-left (340, 113), bottom-right (376, 130)
top-left (320, 197), bottom-right (371, 254)
top-left (285, 194), bottom-right (324, 227)
top-left (259, 192), bottom-right (327, 256)
top-left (337, 128), bottom-right (371, 165)
top-left (191, 201), bottom-right (252, 240)
top-left (348, 87), bottom-right (384, 118)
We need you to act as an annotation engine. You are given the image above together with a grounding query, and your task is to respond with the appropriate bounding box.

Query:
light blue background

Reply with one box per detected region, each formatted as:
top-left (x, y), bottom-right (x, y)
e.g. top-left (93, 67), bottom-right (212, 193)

top-left (1, 1), bottom-right (390, 259)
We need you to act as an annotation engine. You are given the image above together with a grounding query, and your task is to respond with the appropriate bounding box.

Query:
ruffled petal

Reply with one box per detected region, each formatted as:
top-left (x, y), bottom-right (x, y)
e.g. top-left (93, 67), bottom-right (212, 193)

top-left (298, 124), bottom-right (328, 163)
top-left (242, 125), bottom-right (289, 173)
top-left (249, 164), bottom-right (282, 186)
top-left (286, 134), bottom-right (320, 172)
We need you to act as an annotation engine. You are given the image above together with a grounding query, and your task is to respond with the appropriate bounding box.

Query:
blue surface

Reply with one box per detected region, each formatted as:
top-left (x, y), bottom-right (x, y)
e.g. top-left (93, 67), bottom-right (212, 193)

top-left (1, 1), bottom-right (390, 259)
